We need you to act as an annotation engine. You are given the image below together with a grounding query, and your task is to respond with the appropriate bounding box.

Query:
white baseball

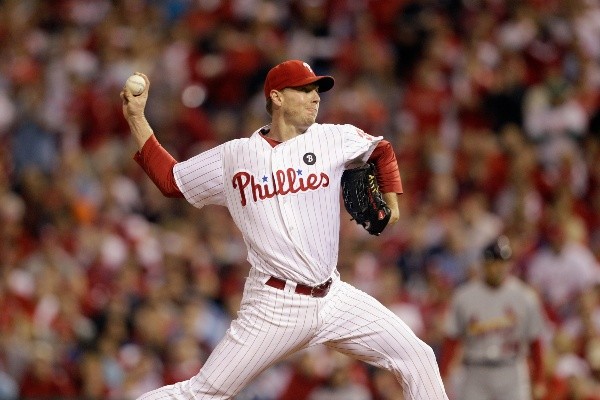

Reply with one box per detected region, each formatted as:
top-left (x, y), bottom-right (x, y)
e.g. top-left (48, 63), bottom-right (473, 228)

top-left (126, 74), bottom-right (146, 96)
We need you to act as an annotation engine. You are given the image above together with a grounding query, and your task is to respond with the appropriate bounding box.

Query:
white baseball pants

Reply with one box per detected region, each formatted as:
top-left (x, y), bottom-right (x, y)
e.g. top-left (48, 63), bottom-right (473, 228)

top-left (137, 268), bottom-right (448, 400)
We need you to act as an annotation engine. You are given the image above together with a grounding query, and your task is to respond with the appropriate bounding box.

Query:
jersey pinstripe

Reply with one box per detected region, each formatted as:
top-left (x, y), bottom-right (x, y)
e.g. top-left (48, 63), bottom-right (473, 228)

top-left (173, 123), bottom-right (380, 285)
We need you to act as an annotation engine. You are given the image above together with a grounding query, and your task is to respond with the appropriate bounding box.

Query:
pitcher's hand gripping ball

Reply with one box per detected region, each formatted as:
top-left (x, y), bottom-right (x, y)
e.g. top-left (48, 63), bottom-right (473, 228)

top-left (126, 74), bottom-right (146, 96)
top-left (341, 163), bottom-right (391, 235)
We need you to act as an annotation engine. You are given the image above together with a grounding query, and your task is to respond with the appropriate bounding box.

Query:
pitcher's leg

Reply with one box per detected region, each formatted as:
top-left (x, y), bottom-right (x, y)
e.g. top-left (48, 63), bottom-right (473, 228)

top-left (137, 282), bottom-right (320, 400)
top-left (315, 281), bottom-right (448, 400)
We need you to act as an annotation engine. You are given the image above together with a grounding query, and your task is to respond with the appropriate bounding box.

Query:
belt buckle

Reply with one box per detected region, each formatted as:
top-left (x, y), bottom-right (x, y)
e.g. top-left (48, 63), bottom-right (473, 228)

top-left (310, 284), bottom-right (319, 297)
top-left (311, 278), bottom-right (330, 297)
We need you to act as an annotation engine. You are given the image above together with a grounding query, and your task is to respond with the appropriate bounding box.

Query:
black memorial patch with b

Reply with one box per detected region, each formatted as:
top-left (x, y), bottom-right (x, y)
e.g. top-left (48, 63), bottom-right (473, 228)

top-left (303, 152), bottom-right (316, 165)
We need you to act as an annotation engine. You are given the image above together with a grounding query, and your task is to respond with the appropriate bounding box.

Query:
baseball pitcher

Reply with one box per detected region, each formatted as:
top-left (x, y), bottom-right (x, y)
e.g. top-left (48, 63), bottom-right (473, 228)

top-left (121, 60), bottom-right (448, 400)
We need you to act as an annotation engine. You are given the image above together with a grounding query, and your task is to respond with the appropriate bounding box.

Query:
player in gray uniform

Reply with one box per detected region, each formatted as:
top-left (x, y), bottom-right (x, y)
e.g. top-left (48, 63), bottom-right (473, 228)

top-left (440, 235), bottom-right (547, 400)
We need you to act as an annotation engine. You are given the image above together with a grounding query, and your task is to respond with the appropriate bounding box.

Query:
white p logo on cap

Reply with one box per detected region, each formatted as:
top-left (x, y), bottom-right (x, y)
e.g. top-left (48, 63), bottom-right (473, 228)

top-left (303, 62), bottom-right (314, 74)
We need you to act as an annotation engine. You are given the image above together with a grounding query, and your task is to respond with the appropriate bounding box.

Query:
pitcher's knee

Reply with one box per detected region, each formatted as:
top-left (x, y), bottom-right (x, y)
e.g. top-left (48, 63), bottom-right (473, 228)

top-left (389, 341), bottom-right (446, 400)
top-left (415, 339), bottom-right (439, 369)
top-left (390, 337), bottom-right (439, 377)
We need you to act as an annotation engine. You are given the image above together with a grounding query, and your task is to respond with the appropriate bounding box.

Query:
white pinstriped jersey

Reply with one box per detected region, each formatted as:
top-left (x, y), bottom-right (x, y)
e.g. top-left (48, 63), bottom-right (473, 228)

top-left (173, 123), bottom-right (381, 285)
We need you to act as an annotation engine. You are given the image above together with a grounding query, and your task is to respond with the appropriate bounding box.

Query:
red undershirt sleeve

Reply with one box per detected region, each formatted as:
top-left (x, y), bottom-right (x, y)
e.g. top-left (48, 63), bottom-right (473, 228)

top-left (368, 140), bottom-right (403, 194)
top-left (133, 135), bottom-right (184, 198)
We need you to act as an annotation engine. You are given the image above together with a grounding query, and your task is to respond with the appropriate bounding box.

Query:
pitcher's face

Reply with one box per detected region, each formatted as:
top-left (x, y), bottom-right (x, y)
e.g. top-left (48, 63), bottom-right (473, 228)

top-left (280, 84), bottom-right (320, 131)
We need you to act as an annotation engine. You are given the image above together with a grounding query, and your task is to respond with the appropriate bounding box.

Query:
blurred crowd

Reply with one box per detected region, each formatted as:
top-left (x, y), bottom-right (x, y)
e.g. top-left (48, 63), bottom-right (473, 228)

top-left (1, 0), bottom-right (600, 399)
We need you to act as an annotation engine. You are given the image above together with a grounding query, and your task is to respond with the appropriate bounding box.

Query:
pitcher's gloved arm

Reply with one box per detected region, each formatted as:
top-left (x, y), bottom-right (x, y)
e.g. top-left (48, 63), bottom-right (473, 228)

top-left (369, 140), bottom-right (402, 225)
top-left (382, 192), bottom-right (399, 225)
top-left (368, 140), bottom-right (403, 194)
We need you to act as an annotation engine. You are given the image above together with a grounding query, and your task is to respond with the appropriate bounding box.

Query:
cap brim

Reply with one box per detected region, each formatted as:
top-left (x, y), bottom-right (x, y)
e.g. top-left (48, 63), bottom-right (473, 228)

top-left (289, 76), bottom-right (335, 93)
top-left (315, 76), bottom-right (334, 93)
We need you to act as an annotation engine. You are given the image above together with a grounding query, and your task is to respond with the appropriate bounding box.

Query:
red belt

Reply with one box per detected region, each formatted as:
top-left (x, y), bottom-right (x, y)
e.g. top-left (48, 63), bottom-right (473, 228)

top-left (265, 276), bottom-right (332, 298)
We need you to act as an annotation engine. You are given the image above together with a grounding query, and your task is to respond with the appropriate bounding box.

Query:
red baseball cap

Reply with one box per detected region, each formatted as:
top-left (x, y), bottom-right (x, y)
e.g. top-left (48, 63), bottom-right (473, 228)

top-left (264, 60), bottom-right (334, 99)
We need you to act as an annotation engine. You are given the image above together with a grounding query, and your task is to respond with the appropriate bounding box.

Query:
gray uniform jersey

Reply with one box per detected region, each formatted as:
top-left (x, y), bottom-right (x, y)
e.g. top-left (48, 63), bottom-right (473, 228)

top-left (444, 277), bottom-right (545, 400)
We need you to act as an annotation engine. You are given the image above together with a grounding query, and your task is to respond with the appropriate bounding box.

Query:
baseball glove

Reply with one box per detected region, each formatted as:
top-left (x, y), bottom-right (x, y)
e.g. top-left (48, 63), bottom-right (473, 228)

top-left (341, 163), bottom-right (391, 236)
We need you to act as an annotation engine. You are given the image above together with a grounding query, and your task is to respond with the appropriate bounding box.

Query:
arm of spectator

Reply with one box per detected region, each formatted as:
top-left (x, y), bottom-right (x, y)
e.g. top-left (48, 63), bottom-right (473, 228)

top-left (523, 89), bottom-right (551, 142)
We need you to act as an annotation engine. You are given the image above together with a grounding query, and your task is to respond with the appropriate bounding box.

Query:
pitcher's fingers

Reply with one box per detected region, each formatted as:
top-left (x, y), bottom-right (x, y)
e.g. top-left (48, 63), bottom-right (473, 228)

top-left (120, 90), bottom-right (130, 103)
top-left (134, 72), bottom-right (150, 91)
